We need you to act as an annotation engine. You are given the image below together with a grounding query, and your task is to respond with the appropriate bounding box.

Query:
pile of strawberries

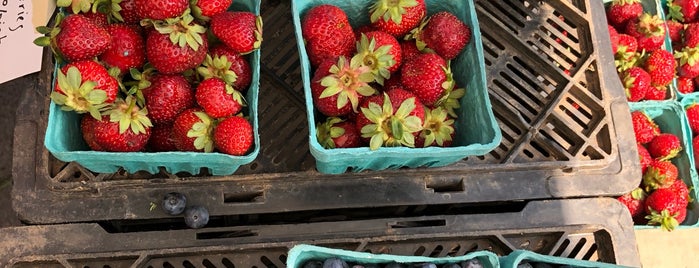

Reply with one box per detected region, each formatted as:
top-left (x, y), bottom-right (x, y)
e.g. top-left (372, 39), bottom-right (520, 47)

top-left (301, 0), bottom-right (470, 150)
top-left (618, 110), bottom-right (691, 231)
top-left (36, 0), bottom-right (261, 156)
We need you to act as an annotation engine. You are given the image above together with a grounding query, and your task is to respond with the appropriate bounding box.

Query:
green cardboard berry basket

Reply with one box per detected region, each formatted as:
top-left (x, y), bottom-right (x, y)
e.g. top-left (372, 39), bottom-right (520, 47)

top-left (499, 250), bottom-right (629, 268)
top-left (287, 244), bottom-right (500, 268)
top-left (291, 0), bottom-right (502, 174)
top-left (43, 0), bottom-right (261, 176)
top-left (656, 0), bottom-right (699, 101)
top-left (629, 101), bottom-right (699, 229)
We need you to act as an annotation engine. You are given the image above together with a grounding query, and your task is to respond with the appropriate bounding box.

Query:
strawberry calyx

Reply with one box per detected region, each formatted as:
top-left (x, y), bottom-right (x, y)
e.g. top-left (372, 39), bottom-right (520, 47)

top-left (667, 0), bottom-right (685, 22)
top-left (646, 208), bottom-right (680, 231)
top-left (105, 95), bottom-right (153, 135)
top-left (187, 111), bottom-right (215, 152)
top-left (637, 13), bottom-right (666, 37)
top-left (419, 107), bottom-right (454, 147)
top-left (433, 62), bottom-right (456, 107)
top-left (675, 46), bottom-right (699, 67)
top-left (224, 82), bottom-right (247, 107)
top-left (144, 10), bottom-right (207, 51)
top-left (51, 66), bottom-right (110, 120)
top-left (356, 33), bottom-right (396, 85)
top-left (615, 50), bottom-right (642, 72)
top-left (360, 93), bottom-right (423, 150)
top-left (197, 54), bottom-right (238, 86)
top-left (252, 15), bottom-right (263, 52)
top-left (34, 13), bottom-right (68, 63)
top-left (631, 187), bottom-right (647, 200)
top-left (190, 0), bottom-right (210, 21)
top-left (319, 56), bottom-right (376, 112)
top-left (92, 0), bottom-right (125, 23)
top-left (405, 16), bottom-right (430, 51)
top-left (56, 0), bottom-right (94, 14)
top-left (369, 0), bottom-right (418, 24)
top-left (316, 117), bottom-right (346, 149)
top-left (642, 164), bottom-right (675, 192)
top-left (438, 87), bottom-right (465, 118)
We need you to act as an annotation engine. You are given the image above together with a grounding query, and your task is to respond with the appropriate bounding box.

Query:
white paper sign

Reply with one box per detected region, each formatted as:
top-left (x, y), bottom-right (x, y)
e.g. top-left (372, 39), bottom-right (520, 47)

top-left (0, 0), bottom-right (55, 84)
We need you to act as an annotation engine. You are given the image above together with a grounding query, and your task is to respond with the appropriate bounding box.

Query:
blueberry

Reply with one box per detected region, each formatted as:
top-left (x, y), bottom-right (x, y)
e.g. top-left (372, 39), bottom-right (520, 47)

top-left (184, 205), bottom-right (209, 228)
top-left (461, 259), bottom-right (483, 268)
top-left (161, 192), bottom-right (187, 215)
top-left (303, 260), bottom-right (323, 268)
top-left (322, 258), bottom-right (349, 268)
top-left (442, 263), bottom-right (462, 268)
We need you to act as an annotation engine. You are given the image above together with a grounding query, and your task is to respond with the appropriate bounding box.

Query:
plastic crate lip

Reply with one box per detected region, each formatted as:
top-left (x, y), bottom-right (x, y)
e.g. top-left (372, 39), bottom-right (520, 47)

top-left (286, 244), bottom-right (500, 267)
top-left (42, 1), bottom-right (263, 176)
top-left (292, 0), bottom-right (502, 173)
top-left (499, 250), bottom-right (630, 268)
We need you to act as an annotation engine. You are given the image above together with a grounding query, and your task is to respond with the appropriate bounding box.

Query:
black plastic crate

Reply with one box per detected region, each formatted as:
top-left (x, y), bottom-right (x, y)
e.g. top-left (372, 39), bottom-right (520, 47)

top-left (0, 198), bottom-right (641, 267)
top-left (12, 0), bottom-right (640, 224)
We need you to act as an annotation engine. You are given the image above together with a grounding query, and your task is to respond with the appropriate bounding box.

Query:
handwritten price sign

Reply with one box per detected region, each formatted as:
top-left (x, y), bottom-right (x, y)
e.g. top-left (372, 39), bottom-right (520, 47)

top-left (0, 0), bottom-right (52, 84)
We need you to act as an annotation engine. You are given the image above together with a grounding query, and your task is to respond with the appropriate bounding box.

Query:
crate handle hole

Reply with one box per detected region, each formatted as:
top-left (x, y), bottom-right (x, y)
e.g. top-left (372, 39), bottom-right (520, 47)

top-left (426, 179), bottom-right (464, 193)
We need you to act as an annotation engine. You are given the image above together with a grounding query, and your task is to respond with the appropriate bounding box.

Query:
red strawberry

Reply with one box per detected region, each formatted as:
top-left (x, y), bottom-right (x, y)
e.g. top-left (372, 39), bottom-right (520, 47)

top-left (643, 160), bottom-right (679, 191)
top-left (666, 19), bottom-right (685, 43)
top-left (410, 11), bottom-right (470, 60)
top-left (401, 40), bottom-right (421, 63)
top-left (355, 31), bottom-right (402, 85)
top-left (614, 34), bottom-right (638, 71)
top-left (645, 49), bottom-right (677, 88)
top-left (82, 11), bottom-right (108, 28)
top-left (134, 0), bottom-right (188, 20)
top-left (301, 5), bottom-right (356, 67)
top-left (621, 66), bottom-right (651, 102)
top-left (147, 124), bottom-right (178, 152)
top-left (311, 56), bottom-right (376, 117)
top-left (694, 136), bottom-right (699, 172)
top-left (210, 11), bottom-right (263, 54)
top-left (401, 53), bottom-right (453, 107)
top-left (644, 86), bottom-right (668, 100)
top-left (647, 133), bottom-right (683, 160)
top-left (52, 60), bottom-right (119, 118)
top-left (678, 77), bottom-right (695, 94)
top-left (316, 117), bottom-right (362, 149)
top-left (617, 187), bottom-right (647, 220)
top-left (668, 0), bottom-right (699, 23)
top-left (638, 143), bottom-right (652, 174)
top-left (99, 24), bottom-right (145, 74)
top-left (195, 77), bottom-right (245, 119)
top-left (117, 0), bottom-right (141, 24)
top-left (40, 14), bottom-right (111, 62)
top-left (172, 108), bottom-right (214, 152)
top-left (606, 0), bottom-right (643, 28)
top-left (631, 110), bottom-right (660, 144)
top-left (608, 25), bottom-right (619, 54)
top-left (142, 74), bottom-right (195, 124)
top-left (81, 97), bottom-right (152, 152)
top-left (645, 187), bottom-right (687, 231)
top-left (669, 179), bottom-right (692, 206)
top-left (209, 44), bottom-right (252, 91)
top-left (686, 103), bottom-right (699, 134)
top-left (416, 107), bottom-right (455, 147)
top-left (214, 116), bottom-right (254, 156)
top-left (625, 13), bottom-right (666, 52)
top-left (384, 71), bottom-right (403, 91)
top-left (355, 88), bottom-right (425, 149)
top-left (684, 22), bottom-right (699, 47)
top-left (369, 0), bottom-right (426, 37)
top-left (191, 0), bottom-right (233, 20)
top-left (354, 24), bottom-right (376, 40)
top-left (80, 113), bottom-right (105, 151)
top-left (145, 23), bottom-right (208, 74)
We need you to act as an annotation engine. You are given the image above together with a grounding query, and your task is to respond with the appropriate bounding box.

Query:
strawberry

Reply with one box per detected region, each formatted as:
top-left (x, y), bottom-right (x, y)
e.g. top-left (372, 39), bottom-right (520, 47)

top-left (638, 144), bottom-right (652, 173)
top-left (617, 187), bottom-right (647, 220)
top-left (666, 19), bottom-right (685, 44)
top-left (99, 24), bottom-right (145, 74)
top-left (369, 0), bottom-right (426, 37)
top-left (83, 11), bottom-right (109, 28)
top-left (614, 34), bottom-right (638, 71)
top-left (81, 96), bottom-right (153, 152)
top-left (643, 160), bottom-right (679, 191)
top-left (645, 49), bottom-right (677, 88)
top-left (400, 40), bottom-right (421, 63)
top-left (51, 60), bottom-right (119, 118)
top-left (669, 179), bottom-right (692, 206)
top-left (408, 11), bottom-right (470, 60)
top-left (34, 14), bottom-right (111, 62)
top-left (356, 88), bottom-right (425, 150)
top-left (301, 4), bottom-right (356, 67)
top-left (354, 24), bottom-right (376, 40)
top-left (644, 86), bottom-right (668, 100)
top-left (142, 74), bottom-right (195, 124)
top-left (694, 136), bottom-right (699, 173)
top-left (316, 117), bottom-right (362, 149)
top-left (606, 0), bottom-right (643, 28)
top-left (684, 22), bottom-right (699, 47)
top-left (311, 56), bottom-right (376, 117)
top-left (195, 77), bottom-right (245, 119)
top-left (213, 116), bottom-right (254, 156)
top-left (631, 110), bottom-right (660, 144)
top-left (117, 0), bottom-right (141, 24)
top-left (676, 46), bottom-right (699, 78)
top-left (172, 108), bottom-right (214, 152)
top-left (147, 124), bottom-right (178, 152)
top-left (401, 53), bottom-right (453, 107)
top-left (678, 77), bottom-right (695, 94)
top-left (384, 72), bottom-right (403, 91)
top-left (208, 44), bottom-right (252, 91)
top-left (191, 0), bottom-right (233, 20)
top-left (668, 0), bottom-right (699, 23)
top-left (80, 112), bottom-right (105, 151)
top-left (134, 0), bottom-right (188, 20)
top-left (145, 15), bottom-right (208, 74)
top-left (416, 107), bottom-right (454, 147)
top-left (355, 31), bottom-right (401, 85)
top-left (625, 13), bottom-right (666, 52)
top-left (621, 66), bottom-right (651, 102)
top-left (686, 103), bottom-right (699, 134)
top-left (645, 187), bottom-right (687, 231)
top-left (647, 133), bottom-right (683, 160)
top-left (210, 11), bottom-right (263, 55)
top-left (608, 25), bottom-right (619, 54)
